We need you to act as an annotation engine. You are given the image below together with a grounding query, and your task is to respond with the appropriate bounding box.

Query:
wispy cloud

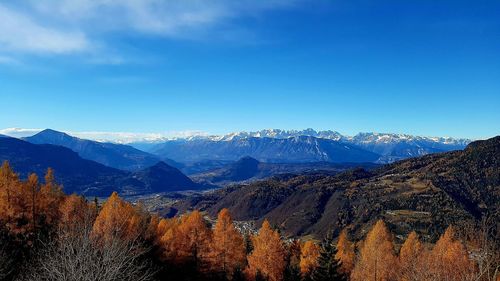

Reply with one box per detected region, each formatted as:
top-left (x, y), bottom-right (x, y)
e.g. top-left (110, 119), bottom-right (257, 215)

top-left (0, 127), bottom-right (209, 143)
top-left (0, 128), bottom-right (42, 138)
top-left (0, 0), bottom-right (299, 63)
top-left (0, 55), bottom-right (19, 65)
top-left (0, 5), bottom-right (90, 54)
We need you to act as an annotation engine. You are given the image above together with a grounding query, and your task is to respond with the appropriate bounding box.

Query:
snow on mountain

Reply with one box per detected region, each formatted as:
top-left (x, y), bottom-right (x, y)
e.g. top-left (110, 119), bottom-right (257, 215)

top-left (146, 129), bottom-right (472, 164)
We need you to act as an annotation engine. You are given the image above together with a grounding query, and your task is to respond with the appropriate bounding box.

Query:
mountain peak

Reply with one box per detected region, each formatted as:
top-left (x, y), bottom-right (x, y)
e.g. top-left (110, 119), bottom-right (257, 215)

top-left (236, 156), bottom-right (260, 164)
top-left (31, 129), bottom-right (73, 140)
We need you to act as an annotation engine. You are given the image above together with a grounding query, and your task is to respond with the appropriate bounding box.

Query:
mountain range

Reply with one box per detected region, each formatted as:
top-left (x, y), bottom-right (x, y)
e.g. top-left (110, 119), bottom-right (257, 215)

top-left (24, 129), bottom-right (166, 171)
top-left (145, 129), bottom-right (470, 164)
top-left (149, 136), bottom-right (381, 163)
top-left (0, 136), bottom-right (202, 196)
top-left (174, 136), bottom-right (499, 241)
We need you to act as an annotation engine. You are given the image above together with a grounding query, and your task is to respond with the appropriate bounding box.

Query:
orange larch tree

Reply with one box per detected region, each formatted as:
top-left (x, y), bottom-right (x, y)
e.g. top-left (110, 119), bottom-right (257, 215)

top-left (92, 192), bottom-right (147, 242)
top-left (0, 161), bottom-right (19, 223)
top-left (351, 220), bottom-right (398, 281)
top-left (335, 229), bottom-right (355, 276)
top-left (300, 240), bottom-right (320, 277)
top-left (246, 220), bottom-right (286, 281)
top-left (59, 194), bottom-right (93, 234)
top-left (39, 168), bottom-right (64, 227)
top-left (159, 218), bottom-right (181, 262)
top-left (174, 210), bottom-right (213, 270)
top-left (427, 226), bottom-right (476, 280)
top-left (210, 208), bottom-right (246, 278)
top-left (398, 231), bottom-right (424, 281)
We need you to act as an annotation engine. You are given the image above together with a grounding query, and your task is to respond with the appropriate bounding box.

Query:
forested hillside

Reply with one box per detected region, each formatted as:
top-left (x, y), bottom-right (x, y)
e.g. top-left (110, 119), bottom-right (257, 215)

top-left (176, 136), bottom-right (500, 241)
top-left (0, 161), bottom-right (498, 281)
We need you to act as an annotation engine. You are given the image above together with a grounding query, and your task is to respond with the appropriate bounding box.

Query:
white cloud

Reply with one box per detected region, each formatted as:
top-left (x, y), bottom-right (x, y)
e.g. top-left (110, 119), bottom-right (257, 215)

top-left (0, 5), bottom-right (90, 54)
top-left (0, 128), bottom-right (42, 138)
top-left (0, 1), bottom-right (298, 59)
top-left (0, 127), bottom-right (209, 143)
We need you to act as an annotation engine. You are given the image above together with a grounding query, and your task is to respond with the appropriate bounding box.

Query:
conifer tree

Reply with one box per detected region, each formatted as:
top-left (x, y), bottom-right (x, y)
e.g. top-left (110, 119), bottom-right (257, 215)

top-left (311, 232), bottom-right (346, 281)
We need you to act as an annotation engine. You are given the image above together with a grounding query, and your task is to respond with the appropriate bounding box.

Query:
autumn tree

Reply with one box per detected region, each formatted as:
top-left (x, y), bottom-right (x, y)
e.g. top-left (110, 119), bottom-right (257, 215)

top-left (426, 226), bottom-right (476, 281)
top-left (398, 231), bottom-right (424, 281)
top-left (311, 233), bottom-right (346, 281)
top-left (247, 220), bottom-right (286, 281)
top-left (335, 229), bottom-right (355, 276)
top-left (300, 241), bottom-right (320, 278)
top-left (351, 220), bottom-right (398, 281)
top-left (92, 192), bottom-right (148, 242)
top-left (38, 168), bottom-right (64, 227)
top-left (0, 161), bottom-right (19, 221)
top-left (171, 210), bottom-right (212, 272)
top-left (210, 208), bottom-right (246, 279)
top-left (59, 194), bottom-right (94, 235)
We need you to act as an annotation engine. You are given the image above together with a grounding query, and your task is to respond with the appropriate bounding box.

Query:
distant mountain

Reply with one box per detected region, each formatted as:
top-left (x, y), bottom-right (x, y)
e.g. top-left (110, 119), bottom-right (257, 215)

top-left (25, 129), bottom-right (166, 171)
top-left (350, 132), bottom-right (470, 163)
top-left (175, 136), bottom-right (499, 241)
top-left (120, 162), bottom-right (202, 194)
top-left (150, 136), bottom-right (380, 163)
top-left (209, 129), bottom-right (344, 141)
top-left (192, 156), bottom-right (379, 185)
top-left (197, 156), bottom-right (260, 183)
top-left (0, 137), bottom-right (207, 196)
top-left (146, 129), bottom-right (470, 164)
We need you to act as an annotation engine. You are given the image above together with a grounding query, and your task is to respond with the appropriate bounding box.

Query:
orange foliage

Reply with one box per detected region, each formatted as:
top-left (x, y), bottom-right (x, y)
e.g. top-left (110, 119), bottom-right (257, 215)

top-left (335, 229), bottom-right (355, 276)
top-left (0, 163), bottom-right (64, 239)
top-left (39, 168), bottom-right (64, 226)
top-left (59, 194), bottom-right (93, 233)
top-left (398, 231), bottom-right (424, 281)
top-left (351, 220), bottom-right (398, 281)
top-left (160, 211), bottom-right (212, 269)
top-left (92, 192), bottom-right (147, 242)
top-left (300, 240), bottom-right (320, 276)
top-left (246, 220), bottom-right (286, 281)
top-left (426, 226), bottom-right (476, 280)
top-left (210, 208), bottom-right (246, 278)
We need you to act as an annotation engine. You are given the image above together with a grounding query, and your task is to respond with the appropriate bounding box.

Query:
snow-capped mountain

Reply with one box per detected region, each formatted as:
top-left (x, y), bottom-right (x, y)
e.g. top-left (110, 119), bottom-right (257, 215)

top-left (149, 135), bottom-right (380, 163)
top-left (348, 132), bottom-right (470, 163)
top-left (144, 129), bottom-right (472, 164)
top-left (208, 129), bottom-right (344, 141)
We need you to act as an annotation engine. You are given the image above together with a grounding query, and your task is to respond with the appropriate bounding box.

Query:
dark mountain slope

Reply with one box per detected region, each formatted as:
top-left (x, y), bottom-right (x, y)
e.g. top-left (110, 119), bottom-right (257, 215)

top-left (120, 162), bottom-right (202, 194)
top-left (0, 137), bottom-right (208, 196)
top-left (150, 136), bottom-right (380, 163)
top-left (192, 156), bottom-right (379, 185)
top-left (176, 136), bottom-right (500, 241)
top-left (25, 129), bottom-right (164, 171)
top-left (0, 136), bottom-right (126, 195)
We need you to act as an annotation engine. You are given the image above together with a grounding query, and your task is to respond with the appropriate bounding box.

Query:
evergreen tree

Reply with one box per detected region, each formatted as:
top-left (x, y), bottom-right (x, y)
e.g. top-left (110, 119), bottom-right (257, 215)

top-left (311, 232), bottom-right (347, 281)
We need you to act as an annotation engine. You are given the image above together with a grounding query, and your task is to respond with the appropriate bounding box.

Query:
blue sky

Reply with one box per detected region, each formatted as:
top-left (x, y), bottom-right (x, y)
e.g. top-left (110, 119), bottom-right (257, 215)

top-left (0, 0), bottom-right (499, 140)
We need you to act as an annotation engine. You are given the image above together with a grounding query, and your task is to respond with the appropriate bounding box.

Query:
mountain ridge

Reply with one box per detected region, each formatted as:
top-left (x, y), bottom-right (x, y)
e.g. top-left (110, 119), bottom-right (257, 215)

top-left (174, 135), bottom-right (499, 241)
top-left (143, 129), bottom-right (471, 164)
top-left (24, 129), bottom-right (170, 171)
top-left (0, 137), bottom-right (205, 196)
